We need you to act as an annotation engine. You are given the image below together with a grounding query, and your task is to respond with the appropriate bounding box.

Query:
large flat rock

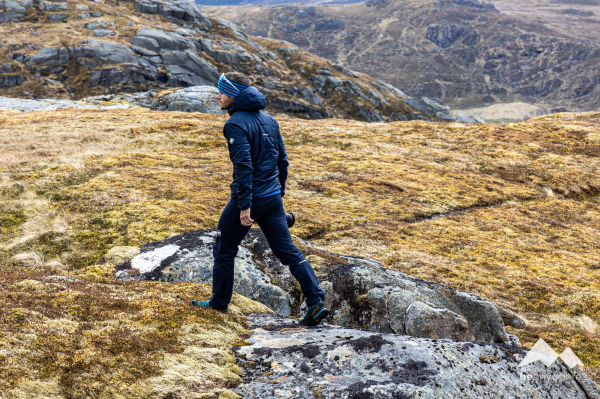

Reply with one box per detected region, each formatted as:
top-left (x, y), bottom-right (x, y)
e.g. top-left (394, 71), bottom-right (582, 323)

top-left (232, 313), bottom-right (593, 399)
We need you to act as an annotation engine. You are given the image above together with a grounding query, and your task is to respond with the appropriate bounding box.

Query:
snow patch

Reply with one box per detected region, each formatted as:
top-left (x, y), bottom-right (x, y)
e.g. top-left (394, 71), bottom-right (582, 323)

top-left (131, 244), bottom-right (180, 274)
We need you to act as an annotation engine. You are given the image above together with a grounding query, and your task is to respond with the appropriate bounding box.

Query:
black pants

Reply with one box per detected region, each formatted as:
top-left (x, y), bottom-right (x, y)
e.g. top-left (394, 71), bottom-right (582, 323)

top-left (209, 194), bottom-right (326, 310)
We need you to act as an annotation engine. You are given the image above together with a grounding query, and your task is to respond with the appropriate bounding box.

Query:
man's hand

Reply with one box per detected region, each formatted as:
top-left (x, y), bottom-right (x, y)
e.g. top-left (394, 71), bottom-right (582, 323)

top-left (240, 208), bottom-right (254, 226)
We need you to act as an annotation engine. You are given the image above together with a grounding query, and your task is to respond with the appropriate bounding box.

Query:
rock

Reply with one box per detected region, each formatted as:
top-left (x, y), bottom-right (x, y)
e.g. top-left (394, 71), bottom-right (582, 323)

top-left (332, 64), bottom-right (358, 78)
top-left (120, 228), bottom-right (507, 343)
top-left (498, 306), bottom-right (527, 329)
top-left (82, 91), bottom-right (158, 108)
top-left (39, 1), bottom-right (66, 11)
top-left (116, 229), bottom-right (293, 317)
top-left (426, 24), bottom-right (464, 48)
top-left (405, 300), bottom-right (471, 341)
top-left (150, 85), bottom-right (223, 114)
top-left (0, 0), bottom-right (32, 22)
top-left (77, 5), bottom-right (89, 10)
top-left (70, 40), bottom-right (138, 64)
top-left (266, 93), bottom-right (330, 119)
top-left (130, 36), bottom-right (161, 52)
top-left (93, 30), bottom-right (116, 37)
top-left (160, 50), bottom-right (219, 86)
top-left (24, 47), bottom-right (69, 66)
top-left (133, 0), bottom-right (212, 27)
top-left (214, 51), bottom-right (243, 65)
top-left (90, 66), bottom-right (146, 87)
top-left (48, 13), bottom-right (68, 22)
top-left (0, 63), bottom-right (13, 73)
top-left (0, 74), bottom-right (25, 88)
top-left (130, 45), bottom-right (159, 57)
top-left (0, 96), bottom-right (134, 111)
top-left (90, 12), bottom-right (102, 17)
top-left (135, 28), bottom-right (190, 51)
top-left (233, 313), bottom-right (595, 398)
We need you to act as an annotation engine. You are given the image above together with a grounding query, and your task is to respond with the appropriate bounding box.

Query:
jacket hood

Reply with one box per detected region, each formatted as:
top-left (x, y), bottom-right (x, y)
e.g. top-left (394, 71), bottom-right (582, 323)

top-left (228, 86), bottom-right (267, 115)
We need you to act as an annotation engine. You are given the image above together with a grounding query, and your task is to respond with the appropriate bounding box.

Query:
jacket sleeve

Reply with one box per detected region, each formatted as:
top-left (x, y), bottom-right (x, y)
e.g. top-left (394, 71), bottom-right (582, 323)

top-left (275, 121), bottom-right (289, 197)
top-left (224, 122), bottom-right (253, 210)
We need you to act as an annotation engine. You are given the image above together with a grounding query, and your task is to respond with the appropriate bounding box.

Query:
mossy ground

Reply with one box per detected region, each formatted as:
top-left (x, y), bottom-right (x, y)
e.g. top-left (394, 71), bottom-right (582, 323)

top-left (0, 108), bottom-right (599, 390)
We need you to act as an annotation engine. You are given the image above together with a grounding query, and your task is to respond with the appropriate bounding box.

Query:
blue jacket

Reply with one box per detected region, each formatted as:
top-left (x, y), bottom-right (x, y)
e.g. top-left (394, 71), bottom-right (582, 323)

top-left (224, 86), bottom-right (289, 210)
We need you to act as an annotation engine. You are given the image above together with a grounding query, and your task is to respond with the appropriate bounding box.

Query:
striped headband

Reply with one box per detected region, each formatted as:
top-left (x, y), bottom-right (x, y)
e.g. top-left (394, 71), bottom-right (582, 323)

top-left (217, 73), bottom-right (250, 98)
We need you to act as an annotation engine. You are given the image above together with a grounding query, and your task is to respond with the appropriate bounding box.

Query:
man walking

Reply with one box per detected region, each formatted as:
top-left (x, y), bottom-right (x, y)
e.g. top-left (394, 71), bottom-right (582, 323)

top-left (190, 72), bottom-right (329, 327)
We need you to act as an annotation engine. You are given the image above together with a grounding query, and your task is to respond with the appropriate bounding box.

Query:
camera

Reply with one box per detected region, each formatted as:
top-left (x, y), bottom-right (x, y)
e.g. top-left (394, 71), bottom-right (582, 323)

top-left (285, 212), bottom-right (295, 228)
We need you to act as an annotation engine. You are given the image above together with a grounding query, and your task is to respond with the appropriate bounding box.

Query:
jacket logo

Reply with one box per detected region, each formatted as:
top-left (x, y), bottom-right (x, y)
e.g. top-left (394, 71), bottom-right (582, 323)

top-left (229, 138), bottom-right (234, 144)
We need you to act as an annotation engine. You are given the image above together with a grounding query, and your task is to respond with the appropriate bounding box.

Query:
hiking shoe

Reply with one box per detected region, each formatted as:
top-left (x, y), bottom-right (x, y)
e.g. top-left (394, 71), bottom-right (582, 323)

top-left (190, 300), bottom-right (228, 313)
top-left (299, 301), bottom-right (329, 326)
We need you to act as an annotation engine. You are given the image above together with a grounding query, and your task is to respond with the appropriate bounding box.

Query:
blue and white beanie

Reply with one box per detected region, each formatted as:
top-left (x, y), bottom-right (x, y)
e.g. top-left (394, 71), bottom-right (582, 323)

top-left (217, 73), bottom-right (250, 98)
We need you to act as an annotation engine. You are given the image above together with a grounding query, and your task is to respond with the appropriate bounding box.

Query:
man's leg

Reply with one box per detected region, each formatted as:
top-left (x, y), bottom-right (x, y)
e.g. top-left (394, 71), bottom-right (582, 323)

top-left (209, 199), bottom-right (251, 310)
top-left (255, 195), bottom-right (325, 308)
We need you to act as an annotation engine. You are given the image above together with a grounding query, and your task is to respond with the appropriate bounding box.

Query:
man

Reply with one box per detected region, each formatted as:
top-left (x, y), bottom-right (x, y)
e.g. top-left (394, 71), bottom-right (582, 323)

top-left (190, 72), bottom-right (329, 327)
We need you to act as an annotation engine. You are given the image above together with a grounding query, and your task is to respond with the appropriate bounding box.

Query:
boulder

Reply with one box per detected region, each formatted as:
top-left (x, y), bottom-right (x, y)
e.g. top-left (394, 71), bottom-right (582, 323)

top-left (116, 229), bottom-right (509, 344)
top-left (39, 1), bottom-right (66, 11)
top-left (24, 47), bottom-right (69, 66)
top-left (90, 66), bottom-right (146, 87)
top-left (150, 85), bottom-right (223, 114)
top-left (160, 50), bottom-right (219, 85)
top-left (233, 313), bottom-right (594, 398)
top-left (0, 63), bottom-right (13, 73)
top-left (48, 13), bottom-right (68, 22)
top-left (70, 40), bottom-right (138, 64)
top-left (134, 28), bottom-right (190, 51)
top-left (0, 74), bottom-right (24, 88)
top-left (133, 0), bottom-right (212, 27)
top-left (0, 0), bottom-right (32, 22)
top-left (93, 30), bottom-right (116, 37)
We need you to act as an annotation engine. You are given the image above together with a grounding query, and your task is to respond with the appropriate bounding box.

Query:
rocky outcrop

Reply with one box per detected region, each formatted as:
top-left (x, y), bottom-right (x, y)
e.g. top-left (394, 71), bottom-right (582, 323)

top-left (232, 313), bottom-right (593, 399)
top-left (134, 0), bottom-right (212, 27)
top-left (0, 0), bottom-right (479, 122)
top-left (115, 228), bottom-right (513, 344)
top-left (150, 86), bottom-right (223, 113)
top-left (0, 0), bottom-right (32, 22)
top-left (426, 24), bottom-right (465, 49)
top-left (0, 96), bottom-right (134, 111)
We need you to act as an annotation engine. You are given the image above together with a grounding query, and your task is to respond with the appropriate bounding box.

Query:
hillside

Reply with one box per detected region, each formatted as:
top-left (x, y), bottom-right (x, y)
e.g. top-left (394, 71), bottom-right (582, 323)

top-left (207, 0), bottom-right (600, 113)
top-left (0, 0), bottom-right (450, 123)
top-left (1, 107), bottom-right (599, 392)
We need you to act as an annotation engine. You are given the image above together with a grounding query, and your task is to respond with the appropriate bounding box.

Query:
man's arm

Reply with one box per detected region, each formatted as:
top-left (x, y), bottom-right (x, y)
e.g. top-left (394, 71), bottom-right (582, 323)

top-left (275, 121), bottom-right (289, 197)
top-left (224, 122), bottom-right (253, 210)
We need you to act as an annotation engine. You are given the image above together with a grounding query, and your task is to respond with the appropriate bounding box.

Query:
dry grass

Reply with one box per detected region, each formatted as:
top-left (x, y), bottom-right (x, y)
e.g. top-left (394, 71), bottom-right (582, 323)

top-left (0, 267), bottom-right (272, 398)
top-left (0, 108), bottom-right (599, 388)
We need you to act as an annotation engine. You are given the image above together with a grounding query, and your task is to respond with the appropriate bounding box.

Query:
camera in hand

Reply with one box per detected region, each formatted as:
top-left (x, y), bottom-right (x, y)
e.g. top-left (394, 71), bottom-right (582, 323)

top-left (285, 212), bottom-right (295, 228)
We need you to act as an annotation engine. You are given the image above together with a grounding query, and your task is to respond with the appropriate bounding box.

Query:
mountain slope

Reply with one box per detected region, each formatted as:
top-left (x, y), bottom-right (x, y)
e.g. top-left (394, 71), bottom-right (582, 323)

top-left (0, 0), bottom-right (450, 122)
top-left (208, 0), bottom-right (600, 111)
